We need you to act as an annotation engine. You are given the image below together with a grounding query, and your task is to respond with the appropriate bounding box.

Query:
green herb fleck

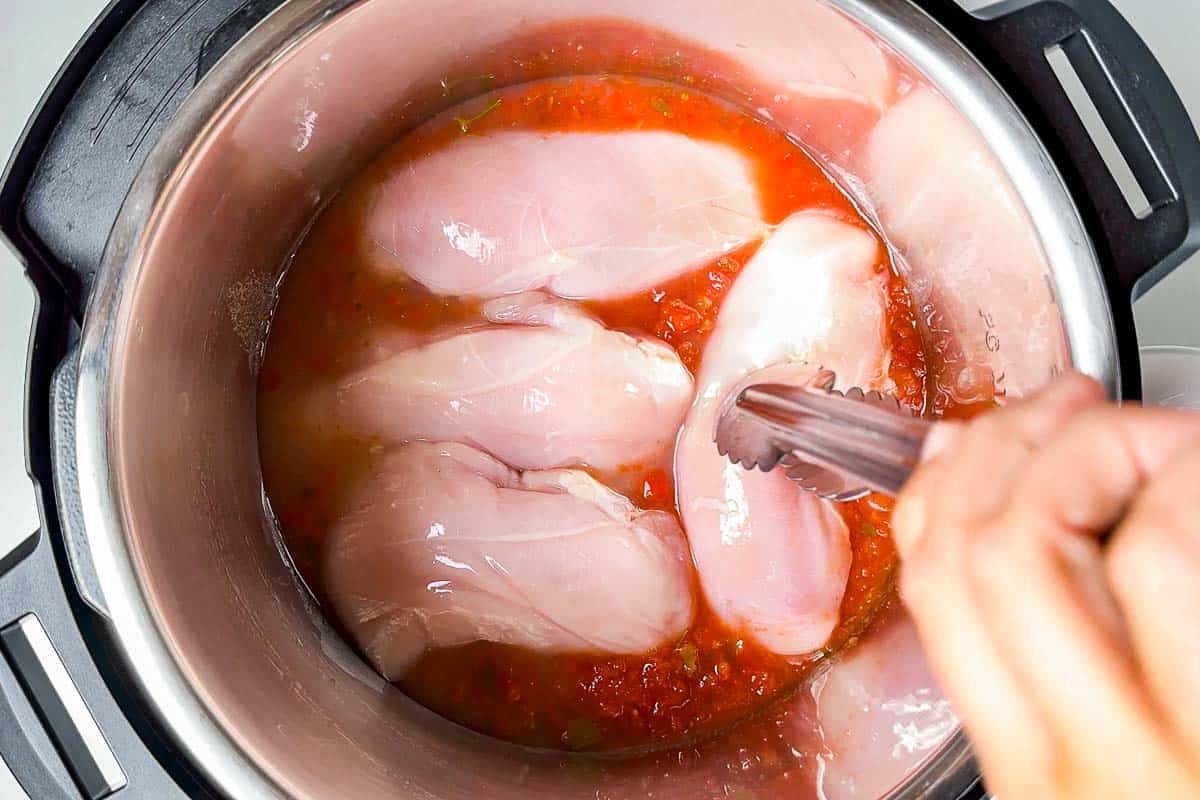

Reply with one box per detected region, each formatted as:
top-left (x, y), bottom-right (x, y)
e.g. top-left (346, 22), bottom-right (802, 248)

top-left (728, 787), bottom-right (758, 800)
top-left (652, 97), bottom-right (673, 118)
top-left (454, 98), bottom-right (502, 133)
top-left (563, 718), bottom-right (602, 751)
top-left (862, 521), bottom-right (878, 537)
top-left (677, 642), bottom-right (699, 674)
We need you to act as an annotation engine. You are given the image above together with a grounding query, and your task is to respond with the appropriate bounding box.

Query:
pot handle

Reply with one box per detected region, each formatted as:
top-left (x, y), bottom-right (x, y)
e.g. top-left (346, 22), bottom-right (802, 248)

top-left (926, 0), bottom-right (1200, 299)
top-left (0, 344), bottom-right (200, 800)
top-left (0, 534), bottom-right (126, 800)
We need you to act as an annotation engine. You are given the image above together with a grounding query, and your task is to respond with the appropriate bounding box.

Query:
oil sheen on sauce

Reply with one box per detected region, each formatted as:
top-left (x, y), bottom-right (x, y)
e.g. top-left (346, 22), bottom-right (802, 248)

top-left (258, 75), bottom-right (929, 753)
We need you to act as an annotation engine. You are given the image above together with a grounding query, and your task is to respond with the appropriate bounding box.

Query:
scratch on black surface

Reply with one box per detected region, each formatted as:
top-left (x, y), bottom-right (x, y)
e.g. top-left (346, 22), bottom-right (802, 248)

top-left (90, 0), bottom-right (214, 145)
top-left (124, 0), bottom-right (259, 159)
top-left (196, 0), bottom-right (256, 78)
top-left (124, 0), bottom-right (258, 158)
top-left (127, 57), bottom-right (198, 157)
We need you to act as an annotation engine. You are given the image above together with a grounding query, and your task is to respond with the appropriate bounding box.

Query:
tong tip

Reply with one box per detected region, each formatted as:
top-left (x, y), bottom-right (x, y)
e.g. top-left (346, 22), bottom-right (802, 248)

top-left (713, 368), bottom-right (924, 501)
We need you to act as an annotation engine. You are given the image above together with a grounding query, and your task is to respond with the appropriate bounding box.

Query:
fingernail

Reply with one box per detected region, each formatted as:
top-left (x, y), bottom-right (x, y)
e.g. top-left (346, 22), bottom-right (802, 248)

top-left (919, 421), bottom-right (962, 463)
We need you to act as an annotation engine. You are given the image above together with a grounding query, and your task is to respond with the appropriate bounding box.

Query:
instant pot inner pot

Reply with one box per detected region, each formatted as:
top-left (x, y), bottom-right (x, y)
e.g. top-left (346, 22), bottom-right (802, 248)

top-left (108, 0), bottom-right (1072, 798)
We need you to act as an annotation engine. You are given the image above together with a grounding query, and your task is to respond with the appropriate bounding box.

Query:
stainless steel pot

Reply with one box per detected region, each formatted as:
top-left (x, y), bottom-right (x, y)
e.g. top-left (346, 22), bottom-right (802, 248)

top-left (59, 0), bottom-right (1200, 798)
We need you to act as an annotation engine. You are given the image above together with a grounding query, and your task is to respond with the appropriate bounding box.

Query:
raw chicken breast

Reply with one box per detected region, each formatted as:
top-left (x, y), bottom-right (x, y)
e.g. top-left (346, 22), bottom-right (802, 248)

top-left (676, 212), bottom-right (888, 655)
top-left (235, 0), bottom-right (895, 179)
top-left (608, 0), bottom-right (896, 163)
top-left (809, 608), bottom-right (957, 799)
top-left (316, 292), bottom-right (694, 471)
top-left (323, 441), bottom-right (696, 679)
top-left (628, 0), bottom-right (894, 109)
top-left (864, 88), bottom-right (1069, 399)
top-left (368, 131), bottom-right (766, 298)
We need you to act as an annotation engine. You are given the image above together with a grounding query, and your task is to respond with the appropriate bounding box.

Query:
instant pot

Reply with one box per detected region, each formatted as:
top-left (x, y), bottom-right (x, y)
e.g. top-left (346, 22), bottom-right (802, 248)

top-left (1, 1), bottom-right (1198, 798)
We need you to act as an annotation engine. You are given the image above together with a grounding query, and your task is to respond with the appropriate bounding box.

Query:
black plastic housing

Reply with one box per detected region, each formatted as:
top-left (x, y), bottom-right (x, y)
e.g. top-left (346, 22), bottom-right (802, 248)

top-left (1, 1), bottom-right (1198, 798)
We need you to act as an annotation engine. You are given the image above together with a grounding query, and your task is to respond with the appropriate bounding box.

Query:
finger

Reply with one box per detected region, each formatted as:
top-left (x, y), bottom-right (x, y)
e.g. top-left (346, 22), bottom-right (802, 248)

top-left (900, 552), bottom-right (1055, 793)
top-left (968, 505), bottom-right (1152, 758)
top-left (964, 409), bottom-right (1200, 777)
top-left (891, 420), bottom-right (962, 558)
top-left (993, 404), bottom-right (1200, 656)
top-left (901, 374), bottom-right (1101, 589)
top-left (926, 374), bottom-right (1102, 525)
top-left (1009, 405), bottom-right (1200, 537)
top-left (1108, 440), bottom-right (1200, 757)
top-left (894, 375), bottom-right (1103, 786)
top-left (893, 373), bottom-right (1101, 561)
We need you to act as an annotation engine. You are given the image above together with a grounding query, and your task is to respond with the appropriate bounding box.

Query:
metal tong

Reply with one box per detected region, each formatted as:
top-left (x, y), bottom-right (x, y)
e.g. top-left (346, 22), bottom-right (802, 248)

top-left (713, 369), bottom-right (933, 501)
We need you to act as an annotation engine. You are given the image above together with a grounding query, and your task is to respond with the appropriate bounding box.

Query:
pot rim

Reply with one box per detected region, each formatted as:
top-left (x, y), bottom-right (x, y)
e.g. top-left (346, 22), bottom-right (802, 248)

top-left (74, 1), bottom-right (1114, 798)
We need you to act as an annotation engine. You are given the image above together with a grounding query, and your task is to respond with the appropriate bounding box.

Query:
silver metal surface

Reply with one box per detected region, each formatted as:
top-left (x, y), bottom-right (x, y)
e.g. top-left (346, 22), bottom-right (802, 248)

top-left (58, 1), bottom-right (1140, 799)
top-left (842, 0), bottom-right (1119, 401)
top-left (2, 0), bottom-right (1190, 567)
top-left (75, 7), bottom-right (360, 798)
top-left (2, 0), bottom-right (1193, 798)
top-left (715, 372), bottom-right (931, 501)
top-left (50, 353), bottom-right (110, 620)
top-left (0, 614), bottom-right (126, 799)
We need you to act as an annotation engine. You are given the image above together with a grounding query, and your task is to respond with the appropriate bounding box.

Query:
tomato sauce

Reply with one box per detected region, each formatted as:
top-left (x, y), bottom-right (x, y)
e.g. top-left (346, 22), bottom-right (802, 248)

top-left (258, 75), bottom-right (929, 753)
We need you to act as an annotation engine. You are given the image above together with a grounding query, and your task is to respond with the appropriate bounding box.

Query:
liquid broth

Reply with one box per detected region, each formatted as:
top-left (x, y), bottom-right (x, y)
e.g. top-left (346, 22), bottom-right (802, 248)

top-left (258, 75), bottom-right (930, 754)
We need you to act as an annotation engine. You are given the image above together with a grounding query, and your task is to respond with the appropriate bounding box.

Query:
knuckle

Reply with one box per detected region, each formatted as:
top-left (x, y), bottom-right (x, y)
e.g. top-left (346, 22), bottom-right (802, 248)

top-left (1143, 447), bottom-right (1200, 509)
top-left (967, 524), bottom-right (1014, 588)
top-left (1107, 520), bottom-right (1175, 594)
top-left (968, 516), bottom-right (1044, 593)
top-left (1132, 465), bottom-right (1199, 537)
top-left (1062, 405), bottom-right (1121, 442)
top-left (1059, 370), bottom-right (1103, 395)
top-left (965, 526), bottom-right (1003, 584)
top-left (966, 413), bottom-right (1007, 442)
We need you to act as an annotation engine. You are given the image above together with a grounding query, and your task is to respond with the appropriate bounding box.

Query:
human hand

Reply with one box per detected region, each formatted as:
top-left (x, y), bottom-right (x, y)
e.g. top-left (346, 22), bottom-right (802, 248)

top-left (892, 373), bottom-right (1200, 799)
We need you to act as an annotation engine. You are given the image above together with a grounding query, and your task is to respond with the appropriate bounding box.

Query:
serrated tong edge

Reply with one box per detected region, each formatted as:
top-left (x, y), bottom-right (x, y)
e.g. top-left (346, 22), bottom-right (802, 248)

top-left (714, 370), bottom-right (933, 501)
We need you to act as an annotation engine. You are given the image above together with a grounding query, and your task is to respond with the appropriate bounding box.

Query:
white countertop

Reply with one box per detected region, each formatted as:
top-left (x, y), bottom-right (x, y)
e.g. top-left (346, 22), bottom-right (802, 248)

top-left (1, 1), bottom-right (1198, 796)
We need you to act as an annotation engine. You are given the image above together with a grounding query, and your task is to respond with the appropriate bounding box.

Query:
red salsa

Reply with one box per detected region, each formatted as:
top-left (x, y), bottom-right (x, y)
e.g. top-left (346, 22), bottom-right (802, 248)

top-left (258, 75), bottom-right (929, 753)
